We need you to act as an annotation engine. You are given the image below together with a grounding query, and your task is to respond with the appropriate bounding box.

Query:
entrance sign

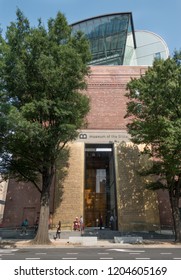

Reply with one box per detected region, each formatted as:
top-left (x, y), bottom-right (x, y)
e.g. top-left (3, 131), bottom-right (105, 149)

top-left (77, 130), bottom-right (130, 143)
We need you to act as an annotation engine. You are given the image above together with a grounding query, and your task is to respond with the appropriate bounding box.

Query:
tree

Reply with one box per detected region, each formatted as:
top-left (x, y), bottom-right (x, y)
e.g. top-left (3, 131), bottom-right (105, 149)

top-left (125, 51), bottom-right (181, 241)
top-left (0, 9), bottom-right (91, 244)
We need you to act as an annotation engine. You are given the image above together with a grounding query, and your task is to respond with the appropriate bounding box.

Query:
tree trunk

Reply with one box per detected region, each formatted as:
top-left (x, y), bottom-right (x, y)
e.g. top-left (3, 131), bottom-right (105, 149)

top-left (32, 196), bottom-right (51, 244)
top-left (31, 165), bottom-right (54, 245)
top-left (169, 188), bottom-right (181, 242)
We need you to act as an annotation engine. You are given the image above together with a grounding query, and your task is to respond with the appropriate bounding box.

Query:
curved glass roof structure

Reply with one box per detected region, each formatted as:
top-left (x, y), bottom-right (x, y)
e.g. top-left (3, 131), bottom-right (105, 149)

top-left (71, 13), bottom-right (169, 66)
top-left (71, 13), bottom-right (136, 66)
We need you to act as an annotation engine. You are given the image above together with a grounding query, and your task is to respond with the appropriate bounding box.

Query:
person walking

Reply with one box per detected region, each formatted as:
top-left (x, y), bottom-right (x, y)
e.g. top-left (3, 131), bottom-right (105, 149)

top-left (99, 215), bottom-right (103, 230)
top-left (54, 221), bottom-right (61, 240)
top-left (79, 216), bottom-right (84, 234)
top-left (20, 218), bottom-right (28, 235)
top-left (34, 218), bottom-right (39, 233)
top-left (110, 215), bottom-right (114, 230)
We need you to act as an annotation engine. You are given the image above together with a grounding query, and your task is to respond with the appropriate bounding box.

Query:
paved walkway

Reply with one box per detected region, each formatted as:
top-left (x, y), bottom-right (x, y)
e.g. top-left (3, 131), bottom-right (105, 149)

top-left (1, 227), bottom-right (179, 248)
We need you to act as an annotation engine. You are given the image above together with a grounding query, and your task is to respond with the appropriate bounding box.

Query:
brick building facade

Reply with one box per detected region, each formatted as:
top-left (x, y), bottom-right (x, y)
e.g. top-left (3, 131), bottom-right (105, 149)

top-left (1, 13), bottom-right (175, 231)
top-left (2, 66), bottom-right (173, 231)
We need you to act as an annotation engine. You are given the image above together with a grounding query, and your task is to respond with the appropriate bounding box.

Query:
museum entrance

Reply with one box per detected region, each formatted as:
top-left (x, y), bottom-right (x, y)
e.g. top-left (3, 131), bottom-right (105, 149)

top-left (84, 144), bottom-right (117, 228)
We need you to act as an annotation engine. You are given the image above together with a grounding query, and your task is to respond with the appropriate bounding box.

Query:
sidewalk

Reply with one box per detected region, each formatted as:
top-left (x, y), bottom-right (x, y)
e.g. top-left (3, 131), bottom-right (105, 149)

top-left (1, 227), bottom-right (180, 249)
top-left (12, 239), bottom-right (181, 249)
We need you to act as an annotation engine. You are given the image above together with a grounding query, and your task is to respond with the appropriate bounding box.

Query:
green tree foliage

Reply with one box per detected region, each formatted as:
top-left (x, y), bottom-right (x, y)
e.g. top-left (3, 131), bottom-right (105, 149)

top-left (125, 51), bottom-right (181, 241)
top-left (0, 9), bottom-right (91, 244)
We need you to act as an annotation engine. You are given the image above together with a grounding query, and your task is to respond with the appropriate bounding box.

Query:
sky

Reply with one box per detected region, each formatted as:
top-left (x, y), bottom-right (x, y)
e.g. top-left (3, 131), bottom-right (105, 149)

top-left (0, 0), bottom-right (180, 55)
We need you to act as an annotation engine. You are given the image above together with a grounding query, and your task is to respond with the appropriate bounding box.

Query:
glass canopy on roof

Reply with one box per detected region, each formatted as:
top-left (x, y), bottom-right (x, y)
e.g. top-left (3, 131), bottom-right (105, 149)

top-left (71, 13), bottom-right (136, 65)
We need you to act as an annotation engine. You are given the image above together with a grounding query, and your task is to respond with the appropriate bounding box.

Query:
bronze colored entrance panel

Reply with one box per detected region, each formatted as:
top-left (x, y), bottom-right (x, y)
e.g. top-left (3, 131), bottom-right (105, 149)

top-left (84, 144), bottom-right (117, 228)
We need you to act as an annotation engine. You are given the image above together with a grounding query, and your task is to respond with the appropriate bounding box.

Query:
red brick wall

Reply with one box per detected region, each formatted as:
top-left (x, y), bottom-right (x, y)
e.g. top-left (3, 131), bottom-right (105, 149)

top-left (2, 179), bottom-right (40, 227)
top-left (85, 66), bottom-right (146, 129)
top-left (3, 177), bottom-right (55, 227)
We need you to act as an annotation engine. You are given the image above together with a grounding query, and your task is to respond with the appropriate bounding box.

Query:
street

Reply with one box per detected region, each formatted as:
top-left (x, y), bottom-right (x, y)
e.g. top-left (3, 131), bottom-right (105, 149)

top-left (0, 247), bottom-right (181, 260)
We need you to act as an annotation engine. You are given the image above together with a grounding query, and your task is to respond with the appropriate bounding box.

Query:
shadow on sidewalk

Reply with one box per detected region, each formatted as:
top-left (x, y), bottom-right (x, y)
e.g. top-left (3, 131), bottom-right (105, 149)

top-left (81, 227), bottom-right (175, 241)
top-left (0, 227), bottom-right (175, 245)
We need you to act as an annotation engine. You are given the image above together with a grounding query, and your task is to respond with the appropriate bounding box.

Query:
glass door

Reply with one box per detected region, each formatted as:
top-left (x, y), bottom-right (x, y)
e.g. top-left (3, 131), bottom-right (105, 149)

top-left (84, 144), bottom-right (117, 228)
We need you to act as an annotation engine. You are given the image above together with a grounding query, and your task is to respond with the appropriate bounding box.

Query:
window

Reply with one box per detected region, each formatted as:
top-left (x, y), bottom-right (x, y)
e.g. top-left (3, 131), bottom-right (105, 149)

top-left (154, 52), bottom-right (161, 59)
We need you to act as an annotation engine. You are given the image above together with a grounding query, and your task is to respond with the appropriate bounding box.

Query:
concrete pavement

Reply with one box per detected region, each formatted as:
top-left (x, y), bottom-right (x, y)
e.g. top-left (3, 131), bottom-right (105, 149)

top-left (1, 227), bottom-right (180, 248)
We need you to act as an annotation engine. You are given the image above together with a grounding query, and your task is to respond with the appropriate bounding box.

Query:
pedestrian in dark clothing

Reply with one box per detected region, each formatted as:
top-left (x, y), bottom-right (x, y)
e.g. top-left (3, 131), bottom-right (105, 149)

top-left (54, 221), bottom-right (61, 240)
top-left (21, 218), bottom-right (28, 235)
top-left (100, 216), bottom-right (103, 230)
top-left (34, 218), bottom-right (39, 233)
top-left (110, 215), bottom-right (114, 230)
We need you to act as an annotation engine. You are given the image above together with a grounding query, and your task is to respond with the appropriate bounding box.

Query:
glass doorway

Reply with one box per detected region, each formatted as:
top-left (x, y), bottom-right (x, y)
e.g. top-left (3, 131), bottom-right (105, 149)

top-left (84, 144), bottom-right (117, 228)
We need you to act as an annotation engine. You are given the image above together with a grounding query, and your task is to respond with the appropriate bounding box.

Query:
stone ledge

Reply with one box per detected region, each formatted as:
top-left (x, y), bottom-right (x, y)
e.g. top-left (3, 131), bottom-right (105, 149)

top-left (69, 236), bottom-right (97, 246)
top-left (114, 236), bottom-right (143, 244)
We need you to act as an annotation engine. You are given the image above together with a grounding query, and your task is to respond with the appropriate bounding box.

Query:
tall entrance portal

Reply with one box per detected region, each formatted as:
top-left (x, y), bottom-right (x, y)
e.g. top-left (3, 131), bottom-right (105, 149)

top-left (84, 144), bottom-right (117, 228)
